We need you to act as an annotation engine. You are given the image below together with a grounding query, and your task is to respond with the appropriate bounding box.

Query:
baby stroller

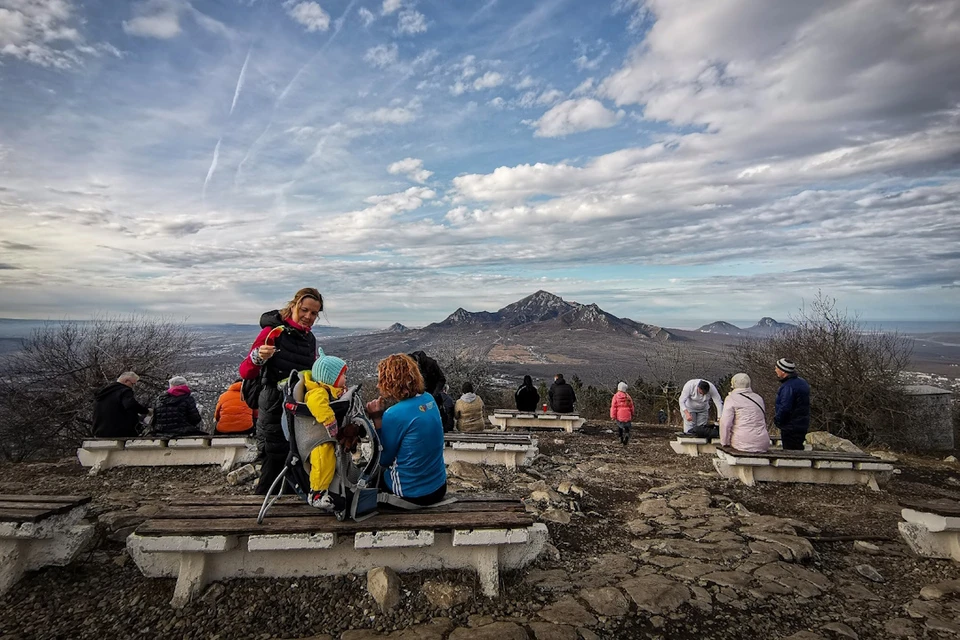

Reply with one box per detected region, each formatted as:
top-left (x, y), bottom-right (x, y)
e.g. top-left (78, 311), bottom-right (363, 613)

top-left (258, 371), bottom-right (381, 523)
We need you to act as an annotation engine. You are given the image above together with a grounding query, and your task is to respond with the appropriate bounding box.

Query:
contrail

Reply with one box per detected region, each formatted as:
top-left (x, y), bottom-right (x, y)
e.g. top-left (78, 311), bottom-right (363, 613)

top-left (230, 49), bottom-right (251, 116)
top-left (278, 0), bottom-right (357, 103)
top-left (203, 138), bottom-right (222, 198)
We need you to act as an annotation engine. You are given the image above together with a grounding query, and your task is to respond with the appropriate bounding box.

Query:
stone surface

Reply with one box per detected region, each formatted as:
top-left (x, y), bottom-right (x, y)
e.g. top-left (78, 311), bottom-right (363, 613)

top-left (740, 531), bottom-right (815, 562)
top-left (528, 622), bottom-right (578, 640)
top-left (619, 574), bottom-right (691, 615)
top-left (421, 580), bottom-right (473, 609)
top-left (367, 566), bottom-right (401, 612)
top-left (667, 562), bottom-right (722, 581)
top-left (537, 596), bottom-right (597, 627)
top-left (925, 616), bottom-right (960, 634)
top-left (525, 569), bottom-right (573, 592)
top-left (701, 570), bottom-right (754, 590)
top-left (448, 461), bottom-right (490, 483)
top-left (884, 618), bottom-right (919, 638)
top-left (805, 431), bottom-right (863, 453)
top-left (920, 578), bottom-right (960, 600)
top-left (854, 564), bottom-right (885, 583)
top-left (448, 622), bottom-right (527, 640)
top-left (625, 519), bottom-right (653, 536)
top-left (540, 508), bottom-right (572, 525)
top-left (637, 498), bottom-right (674, 518)
top-left (783, 633), bottom-right (826, 640)
top-left (853, 541), bottom-right (881, 555)
top-left (822, 621), bottom-right (859, 639)
top-left (578, 587), bottom-right (630, 617)
top-left (905, 598), bottom-right (942, 619)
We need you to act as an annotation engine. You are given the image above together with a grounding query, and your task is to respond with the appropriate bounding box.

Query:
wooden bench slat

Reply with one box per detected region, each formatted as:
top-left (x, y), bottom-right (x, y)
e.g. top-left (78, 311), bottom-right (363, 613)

top-left (718, 446), bottom-right (880, 462)
top-left (0, 500), bottom-right (87, 512)
top-left (0, 495), bottom-right (91, 506)
top-left (899, 498), bottom-right (960, 517)
top-left (166, 492), bottom-right (522, 507)
top-left (151, 501), bottom-right (525, 521)
top-left (137, 511), bottom-right (535, 536)
top-left (0, 508), bottom-right (62, 523)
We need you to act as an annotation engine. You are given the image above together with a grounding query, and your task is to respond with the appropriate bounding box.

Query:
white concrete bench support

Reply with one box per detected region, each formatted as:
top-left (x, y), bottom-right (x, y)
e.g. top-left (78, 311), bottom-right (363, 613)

top-left (489, 412), bottom-right (584, 432)
top-left (899, 508), bottom-right (960, 562)
top-left (443, 441), bottom-right (538, 469)
top-left (712, 449), bottom-right (893, 491)
top-left (78, 437), bottom-right (257, 474)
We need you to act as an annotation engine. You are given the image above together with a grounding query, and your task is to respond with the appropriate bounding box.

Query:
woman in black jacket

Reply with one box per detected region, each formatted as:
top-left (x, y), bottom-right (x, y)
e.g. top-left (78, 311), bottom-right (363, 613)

top-left (515, 375), bottom-right (540, 411)
top-left (151, 376), bottom-right (205, 437)
top-left (239, 287), bottom-right (323, 494)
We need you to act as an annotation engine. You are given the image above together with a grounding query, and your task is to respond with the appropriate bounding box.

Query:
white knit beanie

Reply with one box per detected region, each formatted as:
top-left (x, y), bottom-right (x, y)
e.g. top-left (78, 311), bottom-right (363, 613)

top-left (617, 381), bottom-right (628, 392)
top-left (169, 375), bottom-right (188, 388)
top-left (731, 373), bottom-right (751, 389)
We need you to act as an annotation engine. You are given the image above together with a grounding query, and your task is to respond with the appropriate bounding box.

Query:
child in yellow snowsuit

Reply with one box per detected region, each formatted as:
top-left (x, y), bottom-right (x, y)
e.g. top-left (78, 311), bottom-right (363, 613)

top-left (302, 348), bottom-right (347, 509)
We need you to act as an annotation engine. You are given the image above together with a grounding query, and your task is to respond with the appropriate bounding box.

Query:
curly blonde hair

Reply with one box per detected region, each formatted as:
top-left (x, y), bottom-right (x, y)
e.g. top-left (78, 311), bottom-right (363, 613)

top-left (279, 287), bottom-right (324, 320)
top-left (377, 354), bottom-right (425, 402)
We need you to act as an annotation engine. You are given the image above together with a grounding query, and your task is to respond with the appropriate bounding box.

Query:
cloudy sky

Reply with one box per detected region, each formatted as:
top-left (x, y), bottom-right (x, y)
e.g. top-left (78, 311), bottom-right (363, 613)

top-left (1, 0), bottom-right (958, 329)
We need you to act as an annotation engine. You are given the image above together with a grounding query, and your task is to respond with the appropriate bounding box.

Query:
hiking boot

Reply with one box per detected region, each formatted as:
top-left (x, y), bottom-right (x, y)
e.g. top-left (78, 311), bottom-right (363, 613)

top-left (309, 491), bottom-right (335, 511)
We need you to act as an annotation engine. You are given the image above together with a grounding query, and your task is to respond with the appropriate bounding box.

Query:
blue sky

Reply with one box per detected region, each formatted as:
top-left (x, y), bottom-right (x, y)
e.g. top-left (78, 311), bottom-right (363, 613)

top-left (0, 0), bottom-right (958, 328)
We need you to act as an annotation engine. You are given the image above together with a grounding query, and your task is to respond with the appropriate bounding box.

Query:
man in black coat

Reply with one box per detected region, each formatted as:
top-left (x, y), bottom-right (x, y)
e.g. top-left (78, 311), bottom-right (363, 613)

top-left (92, 372), bottom-right (150, 438)
top-left (515, 375), bottom-right (540, 411)
top-left (548, 373), bottom-right (577, 413)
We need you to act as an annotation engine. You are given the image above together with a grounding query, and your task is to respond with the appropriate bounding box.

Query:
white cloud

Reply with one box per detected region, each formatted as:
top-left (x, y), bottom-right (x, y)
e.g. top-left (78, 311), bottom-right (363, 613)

top-left (397, 9), bottom-right (426, 35)
top-left (286, 1), bottom-right (330, 32)
top-left (364, 42), bottom-right (398, 68)
top-left (532, 98), bottom-right (623, 137)
top-left (0, 0), bottom-right (118, 67)
top-left (472, 71), bottom-right (503, 90)
top-left (355, 98), bottom-right (422, 125)
top-left (358, 7), bottom-right (375, 26)
top-left (514, 75), bottom-right (537, 90)
top-left (381, 0), bottom-right (402, 16)
top-left (573, 38), bottom-right (610, 71)
top-left (488, 96), bottom-right (505, 109)
top-left (572, 77), bottom-right (595, 96)
top-left (388, 157), bottom-right (433, 183)
top-left (449, 80), bottom-right (466, 96)
top-left (123, 0), bottom-right (182, 38)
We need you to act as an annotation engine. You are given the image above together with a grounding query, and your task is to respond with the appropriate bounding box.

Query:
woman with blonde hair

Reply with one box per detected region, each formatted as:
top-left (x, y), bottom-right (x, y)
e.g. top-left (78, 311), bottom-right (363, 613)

top-left (367, 354), bottom-right (447, 505)
top-left (240, 287), bottom-right (324, 494)
top-left (719, 373), bottom-right (769, 452)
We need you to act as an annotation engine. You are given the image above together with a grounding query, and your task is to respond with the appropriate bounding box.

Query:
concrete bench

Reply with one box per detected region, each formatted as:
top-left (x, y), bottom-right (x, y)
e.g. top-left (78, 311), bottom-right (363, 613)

top-left (77, 435), bottom-right (257, 474)
top-left (899, 498), bottom-right (960, 562)
top-left (489, 409), bottom-right (584, 432)
top-left (444, 433), bottom-right (538, 469)
top-left (670, 432), bottom-right (811, 457)
top-left (127, 494), bottom-right (548, 606)
top-left (713, 446), bottom-right (894, 491)
top-left (0, 495), bottom-right (95, 595)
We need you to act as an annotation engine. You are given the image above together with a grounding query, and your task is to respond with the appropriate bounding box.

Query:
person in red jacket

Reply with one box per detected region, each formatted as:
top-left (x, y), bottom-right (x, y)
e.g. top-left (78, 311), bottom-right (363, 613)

top-left (610, 381), bottom-right (635, 446)
top-left (214, 379), bottom-right (256, 435)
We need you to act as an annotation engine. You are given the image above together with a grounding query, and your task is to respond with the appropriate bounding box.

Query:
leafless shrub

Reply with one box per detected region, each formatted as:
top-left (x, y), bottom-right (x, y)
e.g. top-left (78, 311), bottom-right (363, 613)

top-left (733, 292), bottom-right (912, 447)
top-left (639, 341), bottom-right (729, 425)
top-left (0, 316), bottom-right (198, 461)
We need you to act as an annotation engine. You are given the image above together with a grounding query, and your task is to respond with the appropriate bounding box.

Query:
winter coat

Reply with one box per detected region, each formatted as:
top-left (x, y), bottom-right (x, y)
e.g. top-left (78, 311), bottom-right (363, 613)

top-left (214, 382), bottom-right (255, 434)
top-left (92, 382), bottom-right (149, 438)
top-left (775, 374), bottom-right (811, 434)
top-left (720, 389), bottom-right (769, 452)
top-left (515, 382), bottom-right (540, 412)
top-left (610, 391), bottom-right (635, 423)
top-left (548, 380), bottom-right (576, 413)
top-left (409, 351), bottom-right (450, 432)
top-left (454, 393), bottom-right (486, 433)
top-left (440, 392), bottom-right (455, 432)
top-left (151, 386), bottom-right (203, 437)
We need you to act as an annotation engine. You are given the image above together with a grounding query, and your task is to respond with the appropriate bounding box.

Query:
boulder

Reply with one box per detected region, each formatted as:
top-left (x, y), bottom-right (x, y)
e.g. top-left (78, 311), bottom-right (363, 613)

top-left (367, 566), bottom-right (401, 611)
top-left (805, 431), bottom-right (863, 453)
top-left (421, 580), bottom-right (472, 609)
top-left (448, 461), bottom-right (490, 483)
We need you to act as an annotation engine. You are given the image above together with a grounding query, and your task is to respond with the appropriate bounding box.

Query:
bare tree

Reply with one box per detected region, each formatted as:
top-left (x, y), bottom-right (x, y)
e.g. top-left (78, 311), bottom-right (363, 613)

top-left (0, 316), bottom-right (198, 461)
top-left (640, 341), bottom-right (729, 425)
top-left (733, 292), bottom-right (913, 446)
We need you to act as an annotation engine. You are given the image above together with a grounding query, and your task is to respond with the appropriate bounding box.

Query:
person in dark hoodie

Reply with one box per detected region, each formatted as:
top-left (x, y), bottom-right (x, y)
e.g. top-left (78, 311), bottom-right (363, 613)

top-left (408, 350), bottom-right (450, 431)
top-left (151, 376), bottom-right (205, 437)
top-left (92, 371), bottom-right (150, 438)
top-left (548, 373), bottom-right (577, 413)
top-left (239, 287), bottom-right (322, 494)
top-left (515, 375), bottom-right (540, 412)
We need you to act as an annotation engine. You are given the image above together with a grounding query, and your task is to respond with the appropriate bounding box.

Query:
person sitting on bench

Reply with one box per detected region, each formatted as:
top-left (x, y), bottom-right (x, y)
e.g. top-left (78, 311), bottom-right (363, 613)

top-left (679, 378), bottom-right (723, 438)
top-left (150, 376), bottom-right (206, 438)
top-left (719, 373), bottom-right (769, 452)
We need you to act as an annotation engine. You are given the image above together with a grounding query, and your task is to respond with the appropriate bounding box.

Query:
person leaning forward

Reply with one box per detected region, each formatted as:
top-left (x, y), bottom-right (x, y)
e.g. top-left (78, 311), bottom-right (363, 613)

top-left (679, 378), bottom-right (723, 437)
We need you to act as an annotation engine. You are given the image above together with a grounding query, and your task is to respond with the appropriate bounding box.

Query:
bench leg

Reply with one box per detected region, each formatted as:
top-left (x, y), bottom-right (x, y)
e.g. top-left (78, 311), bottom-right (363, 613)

top-left (0, 540), bottom-right (24, 596)
top-left (171, 552), bottom-right (210, 608)
top-left (866, 475), bottom-right (880, 492)
top-left (473, 547), bottom-right (500, 598)
top-left (220, 448), bottom-right (238, 472)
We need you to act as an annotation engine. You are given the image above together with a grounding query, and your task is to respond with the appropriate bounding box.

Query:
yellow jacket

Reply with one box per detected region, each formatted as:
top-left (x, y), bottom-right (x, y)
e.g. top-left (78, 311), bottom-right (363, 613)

top-left (302, 371), bottom-right (345, 427)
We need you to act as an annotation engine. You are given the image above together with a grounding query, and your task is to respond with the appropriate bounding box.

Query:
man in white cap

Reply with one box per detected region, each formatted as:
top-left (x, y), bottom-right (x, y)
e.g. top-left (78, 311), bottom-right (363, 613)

top-left (774, 358), bottom-right (811, 450)
top-left (678, 378), bottom-right (723, 437)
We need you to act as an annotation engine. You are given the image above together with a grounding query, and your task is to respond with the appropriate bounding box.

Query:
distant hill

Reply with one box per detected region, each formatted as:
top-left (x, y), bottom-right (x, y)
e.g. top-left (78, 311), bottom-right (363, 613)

top-left (380, 323), bottom-right (409, 333)
top-left (748, 317), bottom-right (796, 335)
top-left (696, 321), bottom-right (747, 336)
top-left (695, 317), bottom-right (795, 336)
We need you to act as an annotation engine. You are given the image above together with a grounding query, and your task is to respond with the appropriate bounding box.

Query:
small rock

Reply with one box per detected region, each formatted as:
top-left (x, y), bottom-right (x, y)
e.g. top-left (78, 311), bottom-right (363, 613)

top-left (421, 580), bottom-right (472, 609)
top-left (367, 566), bottom-right (401, 611)
top-left (854, 564), bottom-right (885, 583)
top-left (822, 621), bottom-right (858, 639)
top-left (625, 519), bottom-right (653, 536)
top-left (925, 617), bottom-right (960, 634)
top-left (883, 618), bottom-right (919, 638)
top-left (448, 461), bottom-right (490, 484)
top-left (537, 596), bottom-right (598, 627)
top-left (944, 455), bottom-right (958, 463)
top-left (530, 490), bottom-right (553, 504)
top-left (578, 587), bottom-right (630, 617)
top-left (528, 622), bottom-right (577, 640)
top-left (556, 481), bottom-right (572, 495)
top-left (805, 431), bottom-right (863, 453)
top-left (920, 578), bottom-right (960, 600)
top-left (782, 633), bottom-right (826, 640)
top-left (905, 598), bottom-right (943, 619)
top-left (852, 541), bottom-right (881, 555)
top-left (541, 508), bottom-right (571, 524)
top-left (468, 615), bottom-right (495, 627)
top-left (448, 622), bottom-right (527, 640)
top-left (637, 498), bottom-right (674, 518)
top-left (871, 451), bottom-right (899, 462)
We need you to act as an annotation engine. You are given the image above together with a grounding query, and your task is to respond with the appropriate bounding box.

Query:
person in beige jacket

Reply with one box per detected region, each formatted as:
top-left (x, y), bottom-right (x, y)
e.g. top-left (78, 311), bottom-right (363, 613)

top-left (454, 382), bottom-right (486, 433)
top-left (719, 373), bottom-right (769, 452)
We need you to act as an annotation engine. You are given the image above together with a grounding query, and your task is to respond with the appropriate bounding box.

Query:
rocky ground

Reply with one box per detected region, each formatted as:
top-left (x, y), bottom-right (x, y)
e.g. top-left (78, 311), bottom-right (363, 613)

top-left (2, 422), bottom-right (960, 640)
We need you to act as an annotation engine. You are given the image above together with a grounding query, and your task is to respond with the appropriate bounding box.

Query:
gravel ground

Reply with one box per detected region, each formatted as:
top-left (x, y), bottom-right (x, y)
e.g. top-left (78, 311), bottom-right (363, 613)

top-left (2, 423), bottom-right (960, 640)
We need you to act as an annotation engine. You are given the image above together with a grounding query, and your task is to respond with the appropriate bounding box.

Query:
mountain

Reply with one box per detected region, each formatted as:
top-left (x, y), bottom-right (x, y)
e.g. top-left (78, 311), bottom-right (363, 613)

top-left (695, 318), bottom-right (796, 337)
top-left (697, 321), bottom-right (746, 336)
top-left (380, 323), bottom-right (409, 333)
top-left (748, 317), bottom-right (796, 335)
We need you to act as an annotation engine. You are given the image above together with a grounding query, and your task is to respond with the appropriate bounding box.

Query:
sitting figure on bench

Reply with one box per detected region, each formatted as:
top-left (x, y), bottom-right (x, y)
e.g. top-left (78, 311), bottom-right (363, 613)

top-left (679, 378), bottom-right (723, 439)
top-left (719, 373), bottom-right (769, 452)
top-left (150, 376), bottom-right (206, 438)
top-left (302, 349), bottom-right (349, 510)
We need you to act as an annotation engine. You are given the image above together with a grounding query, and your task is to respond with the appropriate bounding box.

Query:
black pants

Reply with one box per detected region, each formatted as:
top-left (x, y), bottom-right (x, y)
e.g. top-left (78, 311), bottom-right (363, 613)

top-left (254, 450), bottom-right (286, 495)
top-left (379, 474), bottom-right (447, 506)
top-left (780, 429), bottom-right (808, 450)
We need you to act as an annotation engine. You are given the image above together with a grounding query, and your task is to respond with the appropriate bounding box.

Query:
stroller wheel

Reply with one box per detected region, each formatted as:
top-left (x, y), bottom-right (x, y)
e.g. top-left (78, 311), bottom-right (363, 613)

top-left (335, 509), bottom-right (346, 522)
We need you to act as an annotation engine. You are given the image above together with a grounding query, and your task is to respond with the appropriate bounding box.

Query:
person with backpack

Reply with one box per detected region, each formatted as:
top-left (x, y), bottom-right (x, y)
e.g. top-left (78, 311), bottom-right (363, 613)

top-left (150, 376), bottom-right (205, 437)
top-left (239, 287), bottom-right (323, 495)
top-left (214, 379), bottom-right (256, 435)
top-left (610, 381), bottom-right (635, 445)
top-left (515, 375), bottom-right (540, 412)
top-left (719, 373), bottom-right (769, 452)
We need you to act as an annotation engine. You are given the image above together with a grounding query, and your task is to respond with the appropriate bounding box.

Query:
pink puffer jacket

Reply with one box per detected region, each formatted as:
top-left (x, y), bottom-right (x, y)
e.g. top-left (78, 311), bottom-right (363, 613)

top-left (610, 391), bottom-right (634, 422)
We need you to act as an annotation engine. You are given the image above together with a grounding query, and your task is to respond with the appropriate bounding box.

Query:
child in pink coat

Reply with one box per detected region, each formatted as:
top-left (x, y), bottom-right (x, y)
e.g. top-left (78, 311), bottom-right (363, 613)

top-left (610, 381), bottom-right (635, 446)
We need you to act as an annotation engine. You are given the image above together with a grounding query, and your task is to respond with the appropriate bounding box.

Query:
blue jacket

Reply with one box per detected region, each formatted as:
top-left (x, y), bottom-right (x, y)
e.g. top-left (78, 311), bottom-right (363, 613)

top-left (775, 375), bottom-right (811, 432)
top-left (379, 394), bottom-right (447, 498)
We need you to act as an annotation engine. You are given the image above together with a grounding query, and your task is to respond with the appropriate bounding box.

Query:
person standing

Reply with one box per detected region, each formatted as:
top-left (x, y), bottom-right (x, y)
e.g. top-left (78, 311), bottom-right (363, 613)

top-left (548, 374), bottom-right (576, 413)
top-left (774, 358), bottom-right (811, 450)
top-left (439, 385), bottom-right (455, 433)
top-left (92, 371), bottom-right (150, 438)
top-left (678, 378), bottom-right (723, 437)
top-left (515, 375), bottom-right (540, 412)
top-left (610, 381), bottom-right (635, 445)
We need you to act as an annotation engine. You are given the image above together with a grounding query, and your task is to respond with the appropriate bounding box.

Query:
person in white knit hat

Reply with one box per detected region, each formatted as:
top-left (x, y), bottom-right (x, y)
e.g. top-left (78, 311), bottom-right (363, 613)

top-left (610, 381), bottom-right (635, 445)
top-left (719, 373), bottom-right (769, 452)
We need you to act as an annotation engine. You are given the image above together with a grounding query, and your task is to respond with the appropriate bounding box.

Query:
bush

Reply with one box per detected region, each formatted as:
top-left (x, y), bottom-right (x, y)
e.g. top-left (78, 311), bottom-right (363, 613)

top-left (733, 293), bottom-right (912, 447)
top-left (0, 316), bottom-right (197, 461)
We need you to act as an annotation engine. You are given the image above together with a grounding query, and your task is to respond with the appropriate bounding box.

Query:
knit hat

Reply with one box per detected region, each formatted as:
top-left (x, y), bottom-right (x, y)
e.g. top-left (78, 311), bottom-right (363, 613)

top-left (168, 375), bottom-right (187, 388)
top-left (731, 373), bottom-right (751, 389)
top-left (312, 348), bottom-right (347, 387)
top-left (776, 358), bottom-right (796, 374)
top-left (617, 381), bottom-right (628, 392)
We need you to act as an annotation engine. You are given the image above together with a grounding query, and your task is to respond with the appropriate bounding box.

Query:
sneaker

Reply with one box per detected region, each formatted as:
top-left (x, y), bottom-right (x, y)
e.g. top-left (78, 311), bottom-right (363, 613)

top-left (309, 491), bottom-right (335, 511)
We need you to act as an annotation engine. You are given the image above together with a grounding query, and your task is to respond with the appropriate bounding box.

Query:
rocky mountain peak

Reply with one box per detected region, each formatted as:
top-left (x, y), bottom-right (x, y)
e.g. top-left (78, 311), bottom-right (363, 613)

top-left (381, 323), bottom-right (408, 333)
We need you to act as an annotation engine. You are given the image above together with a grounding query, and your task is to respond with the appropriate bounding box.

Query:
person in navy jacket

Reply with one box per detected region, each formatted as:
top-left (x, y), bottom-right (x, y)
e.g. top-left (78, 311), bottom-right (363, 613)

top-left (774, 358), bottom-right (811, 450)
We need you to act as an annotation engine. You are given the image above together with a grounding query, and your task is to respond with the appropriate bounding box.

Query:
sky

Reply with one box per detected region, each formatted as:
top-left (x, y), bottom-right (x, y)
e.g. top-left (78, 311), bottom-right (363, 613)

top-left (0, 0), bottom-right (958, 329)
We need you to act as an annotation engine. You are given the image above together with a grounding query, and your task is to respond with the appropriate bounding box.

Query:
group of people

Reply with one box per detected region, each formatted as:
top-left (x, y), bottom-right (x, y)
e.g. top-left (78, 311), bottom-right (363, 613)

top-left (513, 373), bottom-right (577, 413)
top-left (92, 372), bottom-right (209, 439)
top-left (676, 357), bottom-right (811, 452)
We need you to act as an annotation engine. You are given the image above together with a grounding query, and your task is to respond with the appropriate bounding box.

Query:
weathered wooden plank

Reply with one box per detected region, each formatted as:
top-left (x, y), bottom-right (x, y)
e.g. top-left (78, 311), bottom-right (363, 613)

top-left (0, 500), bottom-right (85, 513)
top-left (151, 501), bottom-right (525, 521)
top-left (0, 495), bottom-right (91, 507)
top-left (899, 498), bottom-right (960, 517)
top-left (0, 508), bottom-right (55, 523)
top-left (718, 446), bottom-right (879, 462)
top-left (137, 511), bottom-right (535, 536)
top-left (167, 493), bottom-right (521, 507)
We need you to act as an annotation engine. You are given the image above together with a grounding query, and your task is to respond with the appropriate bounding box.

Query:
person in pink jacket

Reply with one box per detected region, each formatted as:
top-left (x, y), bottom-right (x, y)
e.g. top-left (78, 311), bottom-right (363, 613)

top-left (610, 381), bottom-right (635, 446)
top-left (719, 373), bottom-right (770, 452)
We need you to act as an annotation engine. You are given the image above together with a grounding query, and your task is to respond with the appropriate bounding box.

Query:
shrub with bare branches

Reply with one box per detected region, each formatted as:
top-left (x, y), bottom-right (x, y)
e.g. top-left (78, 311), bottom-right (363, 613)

top-left (0, 316), bottom-right (198, 461)
top-left (733, 293), bottom-right (913, 447)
